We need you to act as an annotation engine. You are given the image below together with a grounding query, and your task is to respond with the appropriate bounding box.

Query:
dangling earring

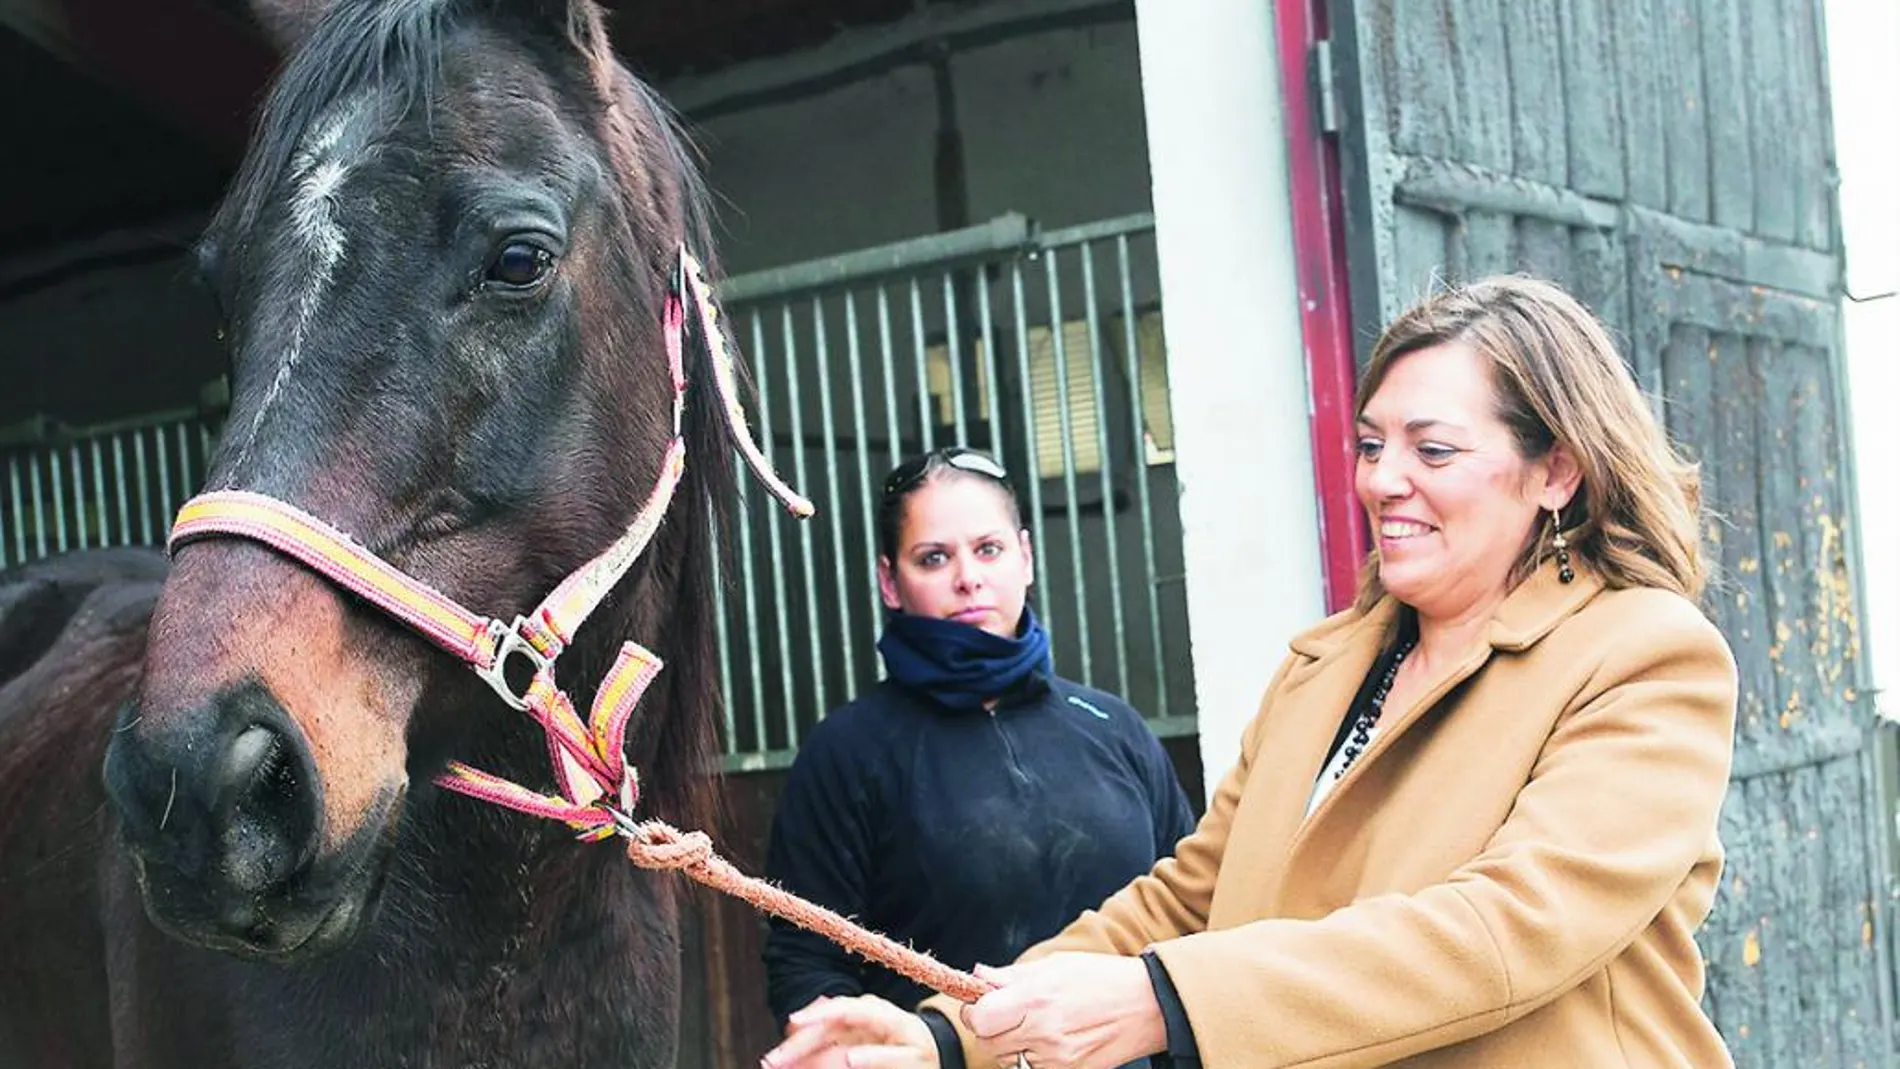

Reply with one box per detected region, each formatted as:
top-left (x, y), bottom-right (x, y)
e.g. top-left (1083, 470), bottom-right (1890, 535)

top-left (1551, 509), bottom-right (1574, 584)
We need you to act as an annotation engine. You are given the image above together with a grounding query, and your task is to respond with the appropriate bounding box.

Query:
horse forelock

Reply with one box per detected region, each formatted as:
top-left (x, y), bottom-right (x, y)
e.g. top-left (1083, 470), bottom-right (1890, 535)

top-left (215, 0), bottom-right (450, 243)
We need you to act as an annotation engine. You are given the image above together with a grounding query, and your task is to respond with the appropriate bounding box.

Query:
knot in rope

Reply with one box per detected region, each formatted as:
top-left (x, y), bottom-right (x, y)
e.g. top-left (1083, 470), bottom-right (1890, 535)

top-left (622, 819), bottom-right (714, 870)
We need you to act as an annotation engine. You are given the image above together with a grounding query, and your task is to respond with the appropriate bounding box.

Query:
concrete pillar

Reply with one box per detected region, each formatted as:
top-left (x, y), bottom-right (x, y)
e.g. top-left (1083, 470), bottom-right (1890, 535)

top-left (1133, 0), bottom-right (1327, 800)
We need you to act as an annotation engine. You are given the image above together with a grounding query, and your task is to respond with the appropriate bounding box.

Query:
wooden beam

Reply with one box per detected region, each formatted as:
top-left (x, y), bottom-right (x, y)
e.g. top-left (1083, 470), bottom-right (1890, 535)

top-left (660, 0), bottom-right (1130, 118)
top-left (0, 0), bottom-right (277, 159)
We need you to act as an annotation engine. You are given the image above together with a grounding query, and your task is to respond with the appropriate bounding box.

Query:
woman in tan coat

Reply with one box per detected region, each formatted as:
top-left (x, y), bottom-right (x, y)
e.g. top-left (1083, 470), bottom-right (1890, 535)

top-left (762, 276), bottom-right (1739, 1069)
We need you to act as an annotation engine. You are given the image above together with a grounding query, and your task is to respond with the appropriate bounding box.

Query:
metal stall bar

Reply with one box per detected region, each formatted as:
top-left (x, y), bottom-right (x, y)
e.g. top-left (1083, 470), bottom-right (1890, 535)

top-left (811, 295), bottom-right (857, 695)
top-left (1009, 260), bottom-right (1051, 641)
top-left (942, 272), bottom-right (969, 446)
top-left (134, 430), bottom-right (154, 544)
top-left (6, 458), bottom-right (23, 566)
top-left (844, 291), bottom-right (885, 660)
top-left (908, 278), bottom-right (932, 455)
top-left (780, 304), bottom-right (827, 719)
top-left (1079, 242), bottom-right (1130, 699)
top-left (1043, 251), bottom-right (1092, 684)
top-left (69, 444), bottom-right (84, 546)
top-left (877, 285), bottom-right (902, 473)
top-left (88, 440), bottom-right (108, 547)
top-left (977, 276), bottom-right (1003, 472)
top-left (735, 467), bottom-right (768, 761)
top-left (717, 215), bottom-right (1033, 304)
top-left (154, 429), bottom-right (174, 544)
top-left (49, 450), bottom-right (68, 554)
top-left (750, 310), bottom-right (798, 748)
top-left (29, 460), bottom-right (46, 559)
top-left (111, 437), bottom-right (130, 545)
top-left (1116, 234), bottom-right (1167, 717)
top-left (174, 423), bottom-right (194, 518)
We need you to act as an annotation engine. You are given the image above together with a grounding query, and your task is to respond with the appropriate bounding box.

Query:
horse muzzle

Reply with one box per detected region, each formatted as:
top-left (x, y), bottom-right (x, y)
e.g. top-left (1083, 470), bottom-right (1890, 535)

top-left (103, 681), bottom-right (392, 960)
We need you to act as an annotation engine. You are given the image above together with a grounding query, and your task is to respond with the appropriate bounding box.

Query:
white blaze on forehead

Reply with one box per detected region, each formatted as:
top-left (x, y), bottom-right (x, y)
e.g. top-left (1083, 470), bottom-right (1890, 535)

top-left (226, 98), bottom-right (377, 478)
top-left (293, 158), bottom-right (351, 270)
top-left (289, 105), bottom-right (358, 274)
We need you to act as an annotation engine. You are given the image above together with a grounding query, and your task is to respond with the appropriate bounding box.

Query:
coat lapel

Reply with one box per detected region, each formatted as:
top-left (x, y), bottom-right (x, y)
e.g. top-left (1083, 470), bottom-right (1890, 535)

top-left (1202, 602), bottom-right (1395, 924)
top-left (1285, 566), bottom-right (1608, 839)
top-left (1275, 600), bottom-right (1399, 795)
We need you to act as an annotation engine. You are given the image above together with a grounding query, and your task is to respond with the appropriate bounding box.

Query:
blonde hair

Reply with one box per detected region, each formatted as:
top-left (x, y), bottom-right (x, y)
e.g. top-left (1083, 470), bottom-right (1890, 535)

top-left (1352, 276), bottom-right (1709, 612)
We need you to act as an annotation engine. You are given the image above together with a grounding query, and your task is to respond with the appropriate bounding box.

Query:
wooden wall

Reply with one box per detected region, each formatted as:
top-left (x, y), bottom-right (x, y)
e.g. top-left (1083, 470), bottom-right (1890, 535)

top-left (1330, 0), bottom-right (1885, 1062)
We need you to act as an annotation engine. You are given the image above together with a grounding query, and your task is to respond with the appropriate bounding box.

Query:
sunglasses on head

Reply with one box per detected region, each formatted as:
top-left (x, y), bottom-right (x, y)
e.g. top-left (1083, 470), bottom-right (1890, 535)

top-left (881, 447), bottom-right (1009, 499)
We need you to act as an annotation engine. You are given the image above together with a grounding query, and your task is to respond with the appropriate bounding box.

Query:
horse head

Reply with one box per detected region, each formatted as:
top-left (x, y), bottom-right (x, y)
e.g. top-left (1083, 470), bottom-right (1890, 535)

top-left (103, 0), bottom-right (744, 960)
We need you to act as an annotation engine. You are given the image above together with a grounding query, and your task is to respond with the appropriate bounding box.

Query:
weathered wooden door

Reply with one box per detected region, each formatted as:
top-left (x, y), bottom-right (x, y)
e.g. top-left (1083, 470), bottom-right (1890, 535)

top-left (1324, 0), bottom-right (1890, 1062)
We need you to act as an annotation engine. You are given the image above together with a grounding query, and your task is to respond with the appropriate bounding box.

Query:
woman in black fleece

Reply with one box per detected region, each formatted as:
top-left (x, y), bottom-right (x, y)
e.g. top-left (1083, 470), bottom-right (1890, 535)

top-left (761, 447), bottom-right (1196, 1068)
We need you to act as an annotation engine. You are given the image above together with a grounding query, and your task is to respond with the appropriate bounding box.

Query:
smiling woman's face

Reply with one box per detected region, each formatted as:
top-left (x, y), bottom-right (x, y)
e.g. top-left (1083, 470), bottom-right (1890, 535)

top-left (877, 474), bottom-right (1034, 638)
top-left (1354, 341), bottom-right (1570, 625)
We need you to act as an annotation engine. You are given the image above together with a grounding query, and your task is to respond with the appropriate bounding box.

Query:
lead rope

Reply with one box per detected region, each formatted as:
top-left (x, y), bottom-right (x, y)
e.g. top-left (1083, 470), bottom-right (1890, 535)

top-left (621, 819), bottom-right (991, 1003)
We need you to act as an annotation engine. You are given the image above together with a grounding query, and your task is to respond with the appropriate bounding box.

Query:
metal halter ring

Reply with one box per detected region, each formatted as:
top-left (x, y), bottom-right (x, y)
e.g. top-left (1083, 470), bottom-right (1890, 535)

top-left (475, 617), bottom-right (554, 711)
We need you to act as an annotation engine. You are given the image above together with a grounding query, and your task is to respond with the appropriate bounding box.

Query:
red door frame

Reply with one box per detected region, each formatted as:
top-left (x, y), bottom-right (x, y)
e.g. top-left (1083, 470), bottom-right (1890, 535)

top-left (1273, 0), bottom-right (1366, 614)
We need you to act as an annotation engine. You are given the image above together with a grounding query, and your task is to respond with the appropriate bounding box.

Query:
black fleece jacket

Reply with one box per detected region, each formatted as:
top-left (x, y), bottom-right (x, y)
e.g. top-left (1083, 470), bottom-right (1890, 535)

top-left (762, 673), bottom-right (1196, 1035)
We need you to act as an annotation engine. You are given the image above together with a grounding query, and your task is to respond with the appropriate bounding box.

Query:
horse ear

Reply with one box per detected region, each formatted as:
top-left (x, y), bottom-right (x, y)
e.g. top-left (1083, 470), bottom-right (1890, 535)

top-left (248, 0), bottom-right (329, 52)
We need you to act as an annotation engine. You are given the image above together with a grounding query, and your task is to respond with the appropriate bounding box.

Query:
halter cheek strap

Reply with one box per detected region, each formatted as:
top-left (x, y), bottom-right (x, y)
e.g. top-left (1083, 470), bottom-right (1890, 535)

top-left (167, 246), bottom-right (812, 836)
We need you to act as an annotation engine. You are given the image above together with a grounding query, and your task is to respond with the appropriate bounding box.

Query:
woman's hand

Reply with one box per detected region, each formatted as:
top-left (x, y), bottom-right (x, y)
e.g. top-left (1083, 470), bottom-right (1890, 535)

top-left (963, 954), bottom-right (1167, 1069)
top-left (761, 994), bottom-right (939, 1069)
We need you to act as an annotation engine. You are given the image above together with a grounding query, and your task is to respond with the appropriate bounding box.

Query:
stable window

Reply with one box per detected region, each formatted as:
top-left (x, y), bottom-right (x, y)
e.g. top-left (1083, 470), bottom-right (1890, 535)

top-left (923, 307), bottom-right (1174, 477)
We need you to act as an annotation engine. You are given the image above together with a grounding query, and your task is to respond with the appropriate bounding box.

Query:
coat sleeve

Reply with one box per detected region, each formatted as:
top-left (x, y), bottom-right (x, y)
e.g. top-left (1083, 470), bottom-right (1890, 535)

top-left (762, 714), bottom-right (880, 1027)
top-left (1149, 601), bottom-right (1739, 1068)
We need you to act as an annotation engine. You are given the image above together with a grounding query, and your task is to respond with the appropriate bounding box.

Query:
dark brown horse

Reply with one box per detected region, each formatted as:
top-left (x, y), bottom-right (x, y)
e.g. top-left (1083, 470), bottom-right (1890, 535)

top-left (0, 1), bottom-right (753, 1064)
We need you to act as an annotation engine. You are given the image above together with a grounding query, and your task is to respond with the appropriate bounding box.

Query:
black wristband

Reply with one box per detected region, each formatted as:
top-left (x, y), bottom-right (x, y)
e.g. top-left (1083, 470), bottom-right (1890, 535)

top-left (919, 1007), bottom-right (967, 1069)
top-left (1142, 948), bottom-right (1201, 1065)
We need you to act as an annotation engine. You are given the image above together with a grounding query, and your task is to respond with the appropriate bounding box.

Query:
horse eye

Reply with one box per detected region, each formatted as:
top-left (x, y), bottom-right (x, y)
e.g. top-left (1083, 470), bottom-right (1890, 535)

top-left (486, 243), bottom-right (554, 289)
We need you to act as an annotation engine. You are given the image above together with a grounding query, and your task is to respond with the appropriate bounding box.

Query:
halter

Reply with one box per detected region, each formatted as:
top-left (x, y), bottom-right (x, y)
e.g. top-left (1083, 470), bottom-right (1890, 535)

top-left (163, 250), bottom-right (996, 1009)
top-left (167, 247), bottom-right (814, 838)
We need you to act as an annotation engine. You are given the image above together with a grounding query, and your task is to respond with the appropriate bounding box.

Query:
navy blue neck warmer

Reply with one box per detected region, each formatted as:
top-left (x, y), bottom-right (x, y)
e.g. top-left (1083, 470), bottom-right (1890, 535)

top-left (877, 607), bottom-right (1052, 712)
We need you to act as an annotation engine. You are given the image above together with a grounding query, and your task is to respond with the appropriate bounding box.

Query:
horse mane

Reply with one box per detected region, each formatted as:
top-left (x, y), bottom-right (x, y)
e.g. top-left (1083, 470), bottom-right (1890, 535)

top-left (216, 0), bottom-right (739, 832)
top-left (593, 59), bottom-right (739, 836)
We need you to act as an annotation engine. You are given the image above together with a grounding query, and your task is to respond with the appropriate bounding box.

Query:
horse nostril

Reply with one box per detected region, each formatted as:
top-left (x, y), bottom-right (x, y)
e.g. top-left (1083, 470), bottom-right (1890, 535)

top-left (218, 723), bottom-right (317, 894)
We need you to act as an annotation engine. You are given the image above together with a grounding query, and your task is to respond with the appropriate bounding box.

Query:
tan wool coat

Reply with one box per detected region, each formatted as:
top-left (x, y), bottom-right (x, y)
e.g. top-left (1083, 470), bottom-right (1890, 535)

top-left (937, 565), bottom-right (1739, 1068)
